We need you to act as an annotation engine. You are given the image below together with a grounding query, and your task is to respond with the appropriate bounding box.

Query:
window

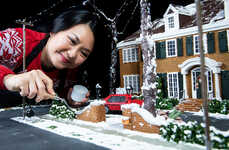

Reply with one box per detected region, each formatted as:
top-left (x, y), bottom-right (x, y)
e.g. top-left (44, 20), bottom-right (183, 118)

top-left (168, 16), bottom-right (175, 29)
top-left (166, 39), bottom-right (177, 57)
top-left (167, 73), bottom-right (179, 98)
top-left (123, 75), bottom-right (140, 93)
top-left (194, 35), bottom-right (200, 54)
top-left (207, 71), bottom-right (213, 93)
top-left (122, 47), bottom-right (138, 63)
top-left (108, 96), bottom-right (126, 103)
top-left (194, 34), bottom-right (208, 54)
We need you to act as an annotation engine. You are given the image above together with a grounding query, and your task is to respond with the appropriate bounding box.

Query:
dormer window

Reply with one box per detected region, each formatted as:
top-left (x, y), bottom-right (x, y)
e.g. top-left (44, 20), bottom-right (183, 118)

top-left (164, 4), bottom-right (195, 32)
top-left (168, 16), bottom-right (175, 29)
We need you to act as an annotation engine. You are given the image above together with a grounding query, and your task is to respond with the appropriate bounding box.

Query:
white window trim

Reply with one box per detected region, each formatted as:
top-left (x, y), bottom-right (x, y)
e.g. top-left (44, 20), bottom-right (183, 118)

top-left (203, 33), bottom-right (208, 53)
top-left (193, 35), bottom-right (200, 55)
top-left (168, 16), bottom-right (175, 29)
top-left (122, 47), bottom-right (138, 63)
top-left (164, 13), bottom-right (180, 32)
top-left (123, 74), bottom-right (140, 94)
top-left (227, 30), bottom-right (229, 52)
top-left (191, 67), bottom-right (213, 99)
top-left (166, 39), bottom-right (177, 57)
top-left (193, 34), bottom-right (207, 55)
top-left (122, 49), bottom-right (127, 63)
top-left (167, 72), bottom-right (179, 99)
top-left (206, 71), bottom-right (213, 94)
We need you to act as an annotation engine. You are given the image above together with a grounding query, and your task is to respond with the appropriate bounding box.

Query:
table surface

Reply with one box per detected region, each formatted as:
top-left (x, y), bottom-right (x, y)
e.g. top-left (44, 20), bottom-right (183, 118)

top-left (0, 106), bottom-right (110, 150)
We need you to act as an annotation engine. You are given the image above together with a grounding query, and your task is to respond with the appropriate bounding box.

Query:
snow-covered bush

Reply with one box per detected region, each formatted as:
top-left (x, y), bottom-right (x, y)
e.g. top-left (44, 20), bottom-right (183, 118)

top-left (208, 99), bottom-right (229, 114)
top-left (156, 98), bottom-right (179, 110)
top-left (156, 75), bottom-right (164, 99)
top-left (160, 121), bottom-right (229, 149)
top-left (49, 100), bottom-right (76, 119)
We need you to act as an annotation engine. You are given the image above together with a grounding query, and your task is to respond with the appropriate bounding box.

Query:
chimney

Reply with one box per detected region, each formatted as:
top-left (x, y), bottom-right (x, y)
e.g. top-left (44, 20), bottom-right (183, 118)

top-left (225, 0), bottom-right (229, 20)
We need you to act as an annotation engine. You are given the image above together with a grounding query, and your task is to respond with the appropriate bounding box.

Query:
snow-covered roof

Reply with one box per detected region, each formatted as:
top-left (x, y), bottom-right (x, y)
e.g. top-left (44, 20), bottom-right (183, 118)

top-left (117, 0), bottom-right (226, 48)
top-left (153, 0), bottom-right (225, 33)
top-left (164, 4), bottom-right (196, 17)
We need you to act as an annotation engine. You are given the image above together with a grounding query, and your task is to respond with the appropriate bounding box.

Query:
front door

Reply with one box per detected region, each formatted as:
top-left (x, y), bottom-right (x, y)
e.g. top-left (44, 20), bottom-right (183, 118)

top-left (191, 67), bottom-right (213, 99)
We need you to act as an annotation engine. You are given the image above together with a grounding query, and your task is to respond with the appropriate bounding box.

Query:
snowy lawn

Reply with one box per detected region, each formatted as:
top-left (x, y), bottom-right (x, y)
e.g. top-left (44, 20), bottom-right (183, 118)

top-left (11, 113), bottom-right (206, 150)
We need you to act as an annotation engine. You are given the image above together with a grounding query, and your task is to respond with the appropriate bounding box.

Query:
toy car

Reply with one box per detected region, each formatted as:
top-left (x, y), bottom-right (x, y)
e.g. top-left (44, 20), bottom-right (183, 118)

top-left (103, 94), bottom-right (144, 113)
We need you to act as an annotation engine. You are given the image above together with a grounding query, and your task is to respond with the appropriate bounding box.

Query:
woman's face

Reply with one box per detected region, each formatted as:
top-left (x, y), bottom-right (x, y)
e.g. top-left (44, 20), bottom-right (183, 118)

top-left (43, 24), bottom-right (94, 70)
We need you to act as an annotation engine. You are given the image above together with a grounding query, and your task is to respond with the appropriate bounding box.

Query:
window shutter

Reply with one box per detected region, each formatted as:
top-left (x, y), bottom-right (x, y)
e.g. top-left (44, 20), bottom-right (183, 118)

top-left (221, 71), bottom-right (229, 99)
top-left (186, 36), bottom-right (193, 56)
top-left (156, 42), bottom-right (161, 59)
top-left (160, 41), bottom-right (166, 59)
top-left (178, 72), bottom-right (183, 99)
top-left (161, 73), bottom-right (168, 98)
top-left (177, 38), bottom-right (183, 56)
top-left (207, 32), bottom-right (215, 53)
top-left (218, 31), bottom-right (228, 53)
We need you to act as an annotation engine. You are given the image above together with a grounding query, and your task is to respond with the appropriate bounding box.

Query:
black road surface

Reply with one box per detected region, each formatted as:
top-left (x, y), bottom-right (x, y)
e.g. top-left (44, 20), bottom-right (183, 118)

top-left (0, 106), bottom-right (110, 150)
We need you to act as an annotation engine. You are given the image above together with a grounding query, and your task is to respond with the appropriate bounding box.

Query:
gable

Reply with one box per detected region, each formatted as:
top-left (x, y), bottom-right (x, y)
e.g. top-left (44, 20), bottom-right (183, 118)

top-left (167, 9), bottom-right (174, 15)
top-left (163, 4), bottom-right (178, 17)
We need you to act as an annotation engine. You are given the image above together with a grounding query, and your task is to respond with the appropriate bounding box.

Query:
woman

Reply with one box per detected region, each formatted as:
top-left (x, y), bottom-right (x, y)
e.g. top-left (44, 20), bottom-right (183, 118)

top-left (0, 7), bottom-right (97, 107)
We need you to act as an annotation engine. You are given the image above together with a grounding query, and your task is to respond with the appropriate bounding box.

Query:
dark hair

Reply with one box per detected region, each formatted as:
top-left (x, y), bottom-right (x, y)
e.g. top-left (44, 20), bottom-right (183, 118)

top-left (51, 8), bottom-right (97, 34)
top-left (34, 7), bottom-right (97, 35)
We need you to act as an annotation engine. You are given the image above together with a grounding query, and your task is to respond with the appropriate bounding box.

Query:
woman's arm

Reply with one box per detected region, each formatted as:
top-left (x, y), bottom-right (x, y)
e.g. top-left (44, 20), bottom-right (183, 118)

top-left (0, 65), bottom-right (15, 89)
top-left (0, 28), bottom-right (55, 102)
top-left (0, 28), bottom-right (24, 89)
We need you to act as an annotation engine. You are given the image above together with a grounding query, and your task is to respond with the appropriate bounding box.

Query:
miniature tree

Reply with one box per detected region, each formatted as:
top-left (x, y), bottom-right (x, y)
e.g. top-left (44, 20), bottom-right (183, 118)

top-left (140, 0), bottom-right (156, 117)
top-left (84, 0), bottom-right (138, 94)
top-left (195, 0), bottom-right (211, 149)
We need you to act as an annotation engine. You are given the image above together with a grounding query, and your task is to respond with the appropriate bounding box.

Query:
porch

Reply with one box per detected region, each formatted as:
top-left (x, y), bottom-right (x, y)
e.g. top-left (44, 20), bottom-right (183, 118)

top-left (176, 98), bottom-right (203, 112)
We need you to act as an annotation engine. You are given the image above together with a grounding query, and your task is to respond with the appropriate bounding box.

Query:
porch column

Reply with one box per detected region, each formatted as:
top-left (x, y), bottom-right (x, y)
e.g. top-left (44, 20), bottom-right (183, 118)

top-left (183, 73), bottom-right (189, 98)
top-left (214, 73), bottom-right (222, 100)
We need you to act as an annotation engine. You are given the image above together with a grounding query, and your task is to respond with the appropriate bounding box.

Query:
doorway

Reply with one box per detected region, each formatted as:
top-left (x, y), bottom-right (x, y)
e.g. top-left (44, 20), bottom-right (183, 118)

top-left (191, 67), bottom-right (213, 99)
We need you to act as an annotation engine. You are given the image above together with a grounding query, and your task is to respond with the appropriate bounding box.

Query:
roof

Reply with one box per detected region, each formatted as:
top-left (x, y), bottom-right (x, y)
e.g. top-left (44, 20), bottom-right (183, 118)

top-left (121, 0), bottom-right (225, 42)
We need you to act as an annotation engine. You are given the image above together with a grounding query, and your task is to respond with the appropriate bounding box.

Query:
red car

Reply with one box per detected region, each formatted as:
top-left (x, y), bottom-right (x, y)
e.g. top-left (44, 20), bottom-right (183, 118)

top-left (103, 94), bottom-right (144, 113)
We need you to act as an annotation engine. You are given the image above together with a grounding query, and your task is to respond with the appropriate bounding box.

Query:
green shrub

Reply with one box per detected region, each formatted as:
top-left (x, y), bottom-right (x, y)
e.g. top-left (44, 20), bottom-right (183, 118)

top-left (160, 121), bottom-right (229, 149)
top-left (49, 100), bottom-right (76, 119)
top-left (156, 98), bottom-right (179, 110)
top-left (208, 99), bottom-right (229, 114)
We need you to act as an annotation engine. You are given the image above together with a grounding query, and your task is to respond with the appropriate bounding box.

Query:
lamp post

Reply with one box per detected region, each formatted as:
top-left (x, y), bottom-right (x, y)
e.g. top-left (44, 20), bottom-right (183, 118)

top-left (16, 19), bottom-right (34, 119)
top-left (126, 85), bottom-right (133, 95)
top-left (96, 83), bottom-right (102, 99)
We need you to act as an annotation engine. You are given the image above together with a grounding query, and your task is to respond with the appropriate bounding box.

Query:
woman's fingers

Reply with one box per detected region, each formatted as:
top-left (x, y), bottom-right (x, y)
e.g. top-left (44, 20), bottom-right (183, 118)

top-left (67, 88), bottom-right (73, 100)
top-left (85, 91), bottom-right (90, 98)
top-left (19, 84), bottom-right (29, 97)
top-left (3, 70), bottom-right (55, 102)
top-left (27, 81), bottom-right (37, 99)
top-left (38, 71), bottom-right (55, 95)
top-left (35, 74), bottom-right (54, 101)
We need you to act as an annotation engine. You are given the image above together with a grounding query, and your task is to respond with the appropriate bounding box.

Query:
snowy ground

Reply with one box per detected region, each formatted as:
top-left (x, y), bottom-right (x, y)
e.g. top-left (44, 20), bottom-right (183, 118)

top-left (11, 113), bottom-right (206, 150)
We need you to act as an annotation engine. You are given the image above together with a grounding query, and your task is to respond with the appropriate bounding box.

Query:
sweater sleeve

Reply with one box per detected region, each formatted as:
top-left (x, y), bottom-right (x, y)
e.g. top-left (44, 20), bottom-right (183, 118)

top-left (0, 28), bottom-right (23, 90)
top-left (0, 65), bottom-right (15, 89)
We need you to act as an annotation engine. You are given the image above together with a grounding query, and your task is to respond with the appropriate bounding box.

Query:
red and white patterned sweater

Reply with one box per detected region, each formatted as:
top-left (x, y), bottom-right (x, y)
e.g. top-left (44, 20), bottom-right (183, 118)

top-left (0, 28), bottom-right (77, 95)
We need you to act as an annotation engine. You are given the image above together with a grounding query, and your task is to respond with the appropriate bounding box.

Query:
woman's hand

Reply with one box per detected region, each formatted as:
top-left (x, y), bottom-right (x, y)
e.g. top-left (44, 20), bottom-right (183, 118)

top-left (3, 70), bottom-right (56, 102)
top-left (67, 87), bottom-right (90, 108)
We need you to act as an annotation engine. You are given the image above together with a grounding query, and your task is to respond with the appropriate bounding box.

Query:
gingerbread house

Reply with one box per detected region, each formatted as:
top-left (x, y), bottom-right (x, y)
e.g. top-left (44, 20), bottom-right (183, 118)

top-left (117, 0), bottom-right (229, 103)
top-left (77, 100), bottom-right (106, 123)
top-left (121, 104), bottom-right (166, 134)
